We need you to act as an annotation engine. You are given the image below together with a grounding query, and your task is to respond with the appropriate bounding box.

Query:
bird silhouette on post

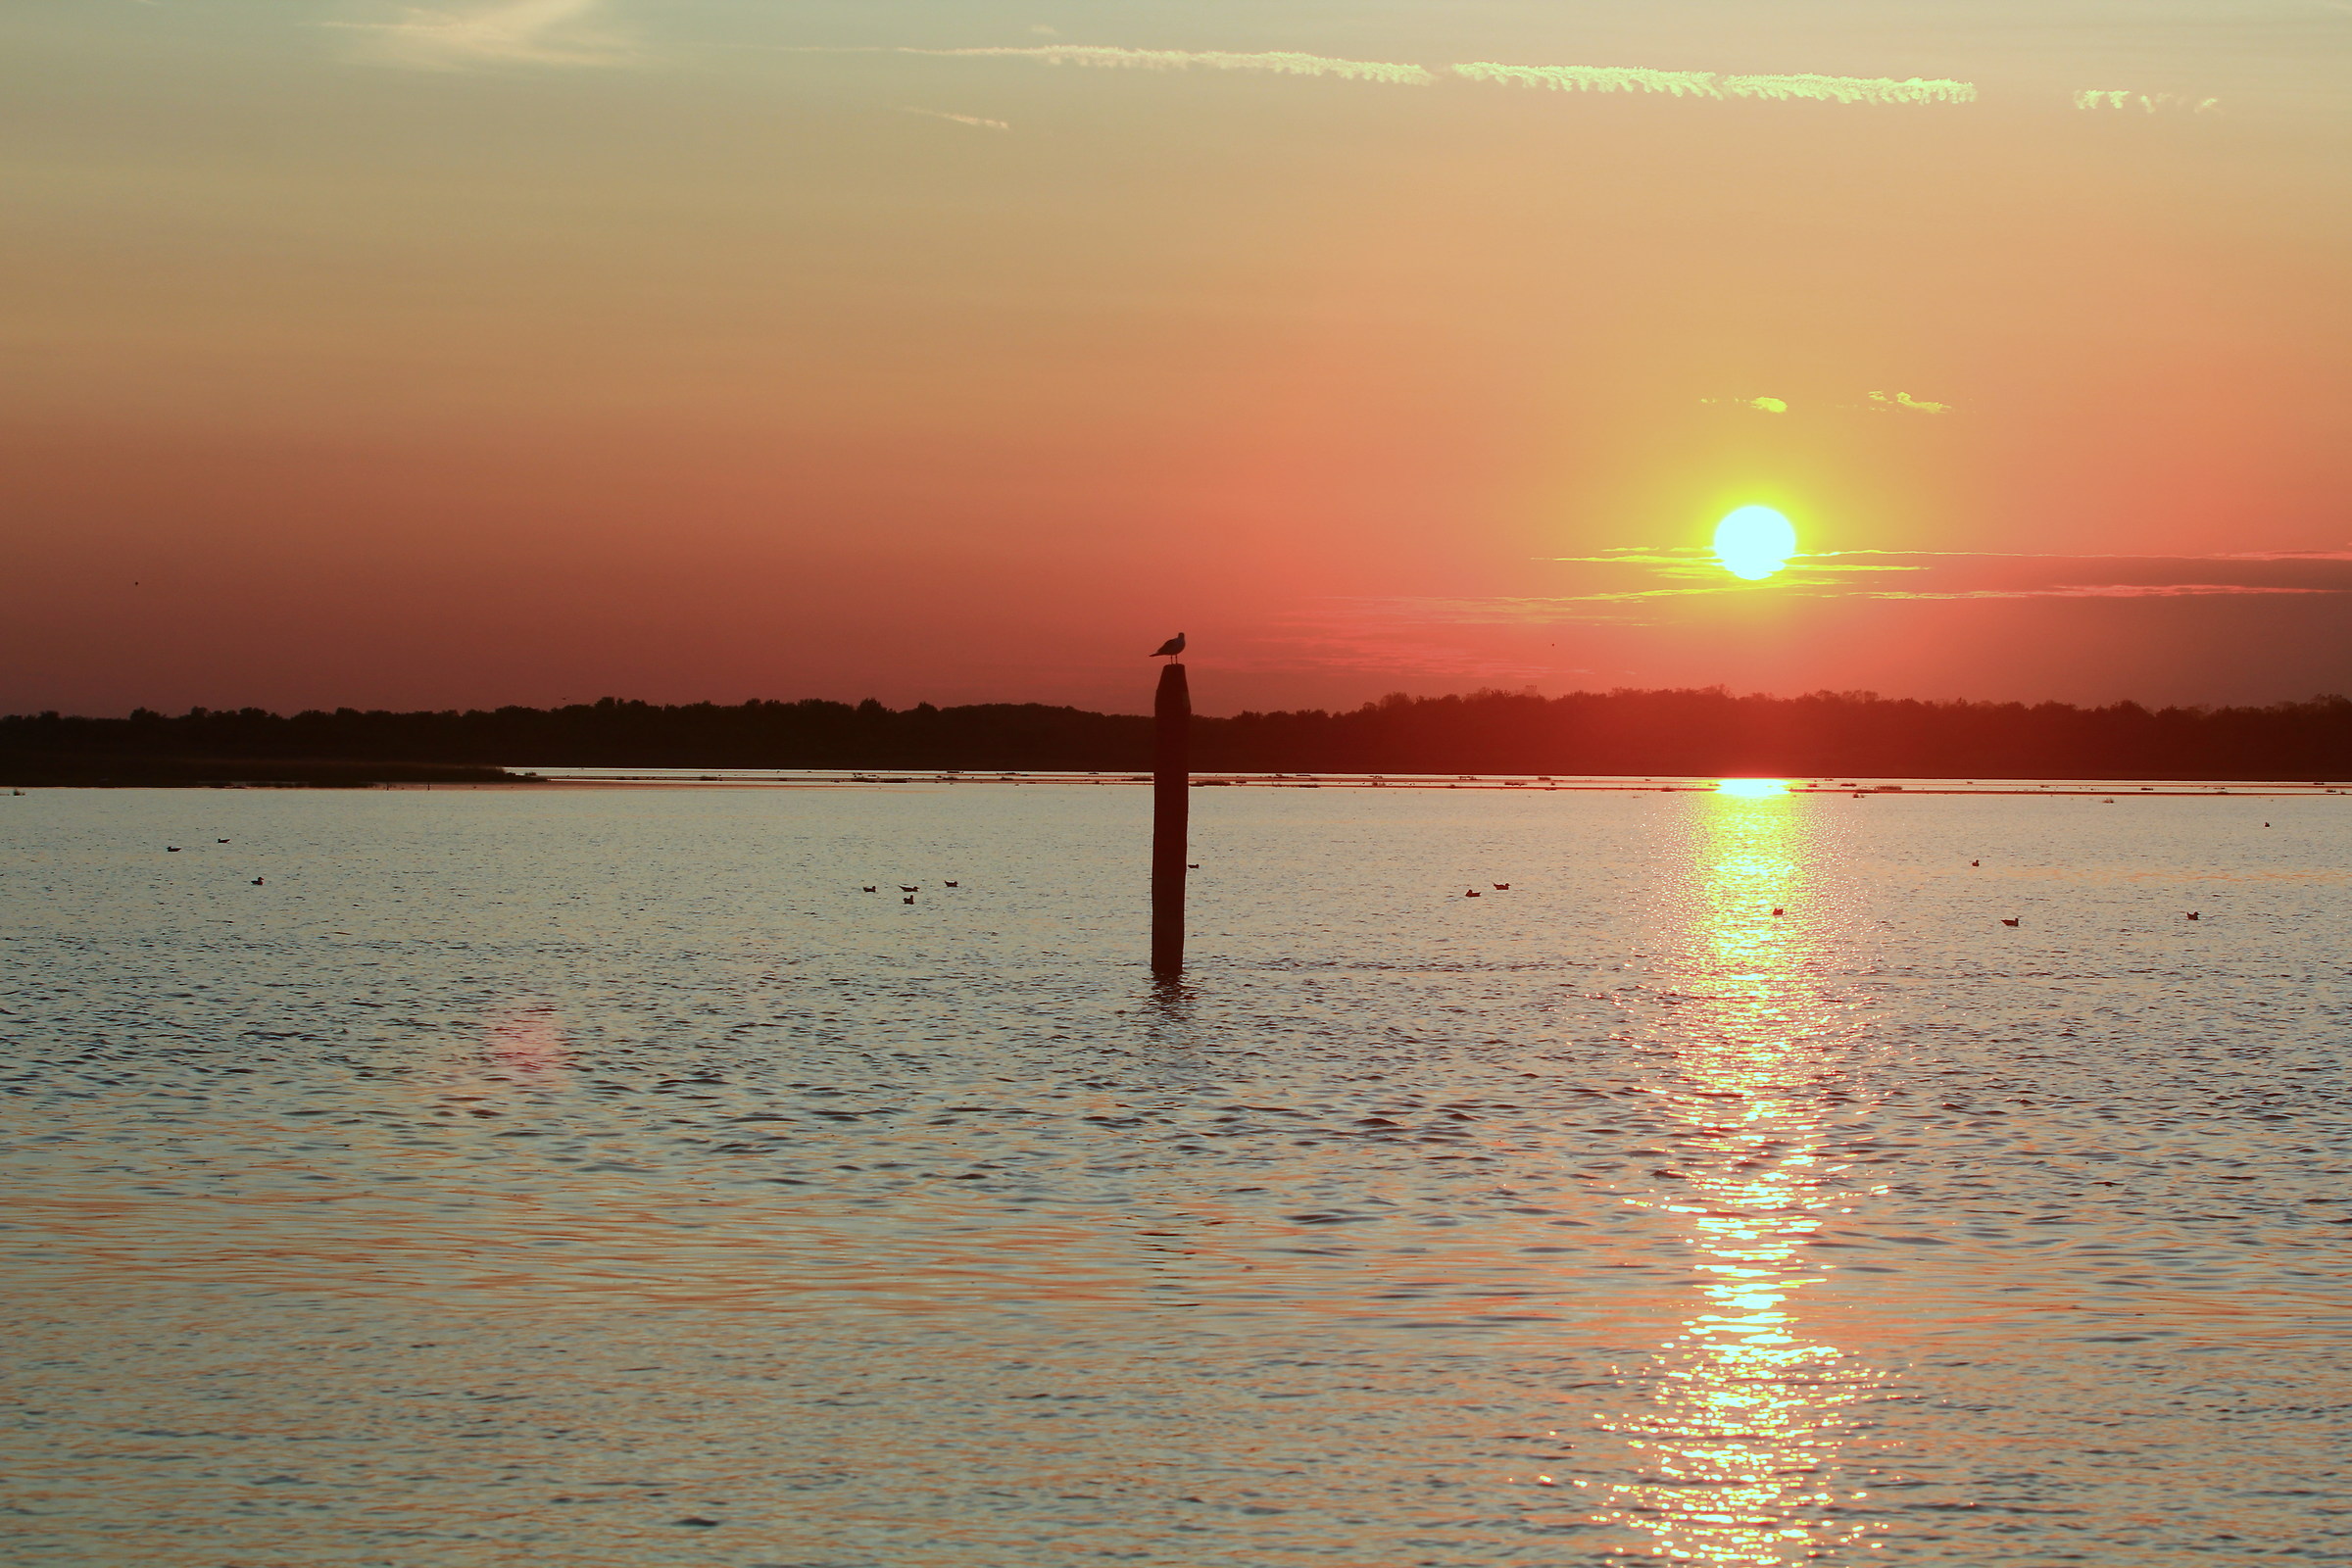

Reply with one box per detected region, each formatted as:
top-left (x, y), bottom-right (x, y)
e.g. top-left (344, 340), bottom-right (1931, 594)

top-left (1150, 632), bottom-right (1186, 661)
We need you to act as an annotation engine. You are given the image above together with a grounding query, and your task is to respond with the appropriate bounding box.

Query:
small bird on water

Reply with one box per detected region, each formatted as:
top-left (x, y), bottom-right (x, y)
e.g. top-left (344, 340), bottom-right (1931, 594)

top-left (251, 877), bottom-right (264, 886)
top-left (1492, 883), bottom-right (1509, 891)
top-left (1464, 889), bottom-right (1481, 898)
top-left (2186, 911), bottom-right (2200, 920)
top-left (2001, 917), bottom-right (2021, 927)
top-left (903, 895), bottom-right (914, 905)
top-left (900, 885), bottom-right (917, 893)
top-left (1150, 632), bottom-right (1186, 660)
top-left (862, 885), bottom-right (876, 892)
top-left (945, 880), bottom-right (958, 888)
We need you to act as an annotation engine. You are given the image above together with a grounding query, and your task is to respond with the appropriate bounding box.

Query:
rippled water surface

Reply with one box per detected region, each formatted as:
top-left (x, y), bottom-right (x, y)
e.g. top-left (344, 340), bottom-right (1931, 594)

top-left (2, 783), bottom-right (2348, 1566)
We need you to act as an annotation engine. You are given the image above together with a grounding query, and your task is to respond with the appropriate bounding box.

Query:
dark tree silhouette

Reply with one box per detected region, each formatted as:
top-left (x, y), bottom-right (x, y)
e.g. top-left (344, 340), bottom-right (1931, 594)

top-left (4, 687), bottom-right (2348, 783)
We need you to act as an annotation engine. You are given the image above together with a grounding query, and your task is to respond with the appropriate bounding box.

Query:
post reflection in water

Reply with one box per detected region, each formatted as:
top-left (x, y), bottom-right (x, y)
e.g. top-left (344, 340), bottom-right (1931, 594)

top-left (1592, 785), bottom-right (1886, 1564)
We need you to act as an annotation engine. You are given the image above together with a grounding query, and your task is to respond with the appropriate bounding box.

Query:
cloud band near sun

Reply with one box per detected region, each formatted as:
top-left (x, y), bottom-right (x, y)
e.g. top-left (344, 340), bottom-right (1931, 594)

top-left (1452, 545), bottom-right (2352, 624)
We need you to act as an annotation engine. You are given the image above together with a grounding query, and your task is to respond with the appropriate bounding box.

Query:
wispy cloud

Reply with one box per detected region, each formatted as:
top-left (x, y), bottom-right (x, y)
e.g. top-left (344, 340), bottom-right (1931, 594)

top-left (1533, 544), bottom-right (2352, 609)
top-left (339, 0), bottom-right (626, 69)
top-left (1867, 390), bottom-right (1951, 413)
top-left (1699, 395), bottom-right (1788, 413)
top-left (1550, 548), bottom-right (1915, 577)
top-left (1456, 61), bottom-right (1975, 106)
top-left (2076, 89), bottom-right (2221, 113)
top-left (903, 106), bottom-right (1010, 130)
top-left (1866, 583), bottom-right (2333, 601)
top-left (897, 44), bottom-right (1434, 85)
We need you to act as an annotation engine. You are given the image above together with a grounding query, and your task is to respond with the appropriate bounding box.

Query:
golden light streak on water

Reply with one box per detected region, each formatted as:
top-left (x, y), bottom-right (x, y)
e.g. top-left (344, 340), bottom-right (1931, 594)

top-left (1593, 789), bottom-right (1887, 1563)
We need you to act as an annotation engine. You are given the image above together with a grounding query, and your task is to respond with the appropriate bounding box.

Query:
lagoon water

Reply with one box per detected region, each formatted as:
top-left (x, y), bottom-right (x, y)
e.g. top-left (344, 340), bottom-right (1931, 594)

top-left (1, 782), bottom-right (2347, 1566)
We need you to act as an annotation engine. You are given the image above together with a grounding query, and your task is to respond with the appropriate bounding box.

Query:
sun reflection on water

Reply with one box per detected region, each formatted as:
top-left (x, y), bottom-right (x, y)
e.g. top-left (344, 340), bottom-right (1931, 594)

top-left (1592, 786), bottom-right (1885, 1563)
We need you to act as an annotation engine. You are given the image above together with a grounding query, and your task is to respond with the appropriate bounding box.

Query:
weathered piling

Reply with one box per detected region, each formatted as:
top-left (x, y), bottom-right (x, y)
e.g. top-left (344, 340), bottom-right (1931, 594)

top-left (1152, 662), bottom-right (1190, 973)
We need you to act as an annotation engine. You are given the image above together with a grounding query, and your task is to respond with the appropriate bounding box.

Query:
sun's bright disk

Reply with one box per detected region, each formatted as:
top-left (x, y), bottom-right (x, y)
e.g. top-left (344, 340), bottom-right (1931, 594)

top-left (1714, 506), bottom-right (1797, 580)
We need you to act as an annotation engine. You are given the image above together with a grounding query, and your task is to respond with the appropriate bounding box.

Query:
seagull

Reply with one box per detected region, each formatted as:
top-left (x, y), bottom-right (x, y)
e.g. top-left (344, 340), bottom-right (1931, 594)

top-left (1464, 888), bottom-right (1481, 898)
top-left (1970, 859), bottom-right (1980, 867)
top-left (1492, 883), bottom-right (1509, 891)
top-left (903, 895), bottom-right (914, 905)
top-left (251, 877), bottom-right (264, 886)
top-left (218, 839), bottom-right (229, 844)
top-left (945, 880), bottom-right (958, 888)
top-left (1150, 632), bottom-right (1186, 660)
top-left (2001, 917), bottom-right (2021, 926)
top-left (862, 886), bottom-right (876, 893)
top-left (2185, 911), bottom-right (2200, 920)
top-left (900, 885), bottom-right (918, 893)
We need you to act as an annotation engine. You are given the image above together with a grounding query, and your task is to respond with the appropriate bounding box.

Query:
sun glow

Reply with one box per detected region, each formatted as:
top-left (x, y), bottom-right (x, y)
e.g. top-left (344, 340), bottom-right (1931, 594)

top-left (1713, 506), bottom-right (1797, 580)
top-left (1716, 777), bottom-right (1790, 797)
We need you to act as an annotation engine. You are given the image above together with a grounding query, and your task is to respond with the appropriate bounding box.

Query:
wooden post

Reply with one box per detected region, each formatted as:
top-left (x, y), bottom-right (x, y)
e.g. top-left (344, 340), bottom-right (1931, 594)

top-left (1152, 662), bottom-right (1190, 974)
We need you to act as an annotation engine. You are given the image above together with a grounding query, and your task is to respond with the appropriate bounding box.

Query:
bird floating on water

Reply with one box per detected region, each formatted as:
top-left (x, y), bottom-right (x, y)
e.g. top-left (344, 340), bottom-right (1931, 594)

top-left (2001, 917), bottom-right (2021, 926)
top-left (1492, 883), bottom-right (1509, 891)
top-left (2186, 911), bottom-right (2200, 920)
top-left (903, 895), bottom-right (914, 905)
top-left (862, 886), bottom-right (876, 893)
top-left (1970, 859), bottom-right (1980, 867)
top-left (218, 839), bottom-right (229, 844)
top-left (1464, 889), bottom-right (1481, 898)
top-left (167, 846), bottom-right (180, 852)
top-left (945, 880), bottom-right (958, 888)
top-left (900, 885), bottom-right (917, 893)
top-left (1150, 632), bottom-right (1186, 660)
top-left (1772, 907), bottom-right (1785, 916)
top-left (251, 877), bottom-right (264, 886)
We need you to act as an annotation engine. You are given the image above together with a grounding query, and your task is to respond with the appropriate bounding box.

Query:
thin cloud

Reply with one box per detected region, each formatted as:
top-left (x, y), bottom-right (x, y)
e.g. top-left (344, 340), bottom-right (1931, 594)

top-left (903, 106), bottom-right (1011, 130)
top-left (1547, 548), bottom-right (1912, 575)
top-left (898, 44), bottom-right (1434, 85)
top-left (1700, 396), bottom-right (1789, 413)
top-left (2076, 89), bottom-right (2221, 113)
top-left (338, 0), bottom-right (626, 68)
top-left (1539, 543), bottom-right (2352, 606)
top-left (1866, 583), bottom-right (2336, 601)
top-left (1867, 390), bottom-right (1951, 413)
top-left (1456, 61), bottom-right (1974, 106)
top-left (1822, 547), bottom-right (2352, 564)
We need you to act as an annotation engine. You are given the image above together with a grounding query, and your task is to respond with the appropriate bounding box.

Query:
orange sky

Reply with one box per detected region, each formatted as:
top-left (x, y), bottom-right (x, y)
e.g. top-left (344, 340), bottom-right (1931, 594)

top-left (4, 2), bottom-right (2347, 716)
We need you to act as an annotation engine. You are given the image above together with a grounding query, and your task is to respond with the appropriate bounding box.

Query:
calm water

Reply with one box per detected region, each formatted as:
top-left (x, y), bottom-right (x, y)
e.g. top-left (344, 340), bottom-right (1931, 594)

top-left (2, 783), bottom-right (2347, 1567)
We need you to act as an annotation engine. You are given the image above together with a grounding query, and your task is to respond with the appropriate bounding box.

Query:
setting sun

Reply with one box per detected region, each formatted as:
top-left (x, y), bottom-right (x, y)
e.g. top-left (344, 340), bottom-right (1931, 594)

top-left (1713, 506), bottom-right (1798, 580)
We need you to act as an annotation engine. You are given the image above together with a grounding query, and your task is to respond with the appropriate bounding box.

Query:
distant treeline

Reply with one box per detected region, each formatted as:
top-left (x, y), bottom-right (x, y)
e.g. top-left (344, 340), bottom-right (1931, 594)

top-left (5, 688), bottom-right (2351, 781)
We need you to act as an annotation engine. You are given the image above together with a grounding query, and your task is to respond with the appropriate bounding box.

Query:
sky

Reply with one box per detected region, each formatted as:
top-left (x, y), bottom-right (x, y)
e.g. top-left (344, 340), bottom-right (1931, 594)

top-left (3, 0), bottom-right (2348, 717)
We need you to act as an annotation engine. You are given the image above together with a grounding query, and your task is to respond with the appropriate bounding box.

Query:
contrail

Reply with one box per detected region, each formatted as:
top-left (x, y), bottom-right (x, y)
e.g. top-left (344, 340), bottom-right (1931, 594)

top-left (1455, 61), bottom-right (1974, 106)
top-left (899, 45), bottom-right (1434, 85)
